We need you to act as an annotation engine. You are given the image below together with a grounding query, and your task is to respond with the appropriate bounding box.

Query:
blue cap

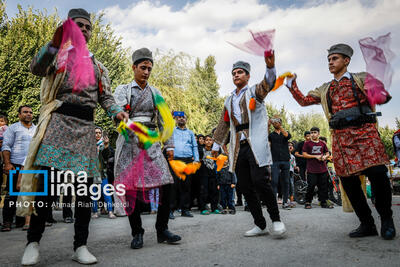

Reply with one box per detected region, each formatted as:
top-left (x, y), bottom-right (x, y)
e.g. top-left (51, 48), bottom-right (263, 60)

top-left (173, 111), bottom-right (185, 117)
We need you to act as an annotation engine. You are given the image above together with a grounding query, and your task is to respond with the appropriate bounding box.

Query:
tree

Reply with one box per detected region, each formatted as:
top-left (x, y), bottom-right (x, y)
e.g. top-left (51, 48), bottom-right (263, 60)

top-left (379, 125), bottom-right (395, 159)
top-left (0, 6), bottom-right (59, 122)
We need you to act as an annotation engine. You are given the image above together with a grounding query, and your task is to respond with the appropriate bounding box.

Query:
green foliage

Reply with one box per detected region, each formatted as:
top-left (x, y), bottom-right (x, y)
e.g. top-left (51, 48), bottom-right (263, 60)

top-left (0, 5), bottom-right (59, 123)
top-left (395, 117), bottom-right (400, 129)
top-left (379, 125), bottom-right (395, 159)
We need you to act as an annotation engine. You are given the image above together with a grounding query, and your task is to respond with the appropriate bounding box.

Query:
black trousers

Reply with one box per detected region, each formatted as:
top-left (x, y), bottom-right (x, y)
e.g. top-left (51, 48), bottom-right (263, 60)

top-left (128, 184), bottom-right (171, 236)
top-left (2, 164), bottom-right (25, 226)
top-left (172, 157), bottom-right (193, 211)
top-left (27, 168), bottom-right (93, 250)
top-left (306, 172), bottom-right (329, 203)
top-left (235, 143), bottom-right (280, 229)
top-left (198, 166), bottom-right (219, 211)
top-left (340, 165), bottom-right (392, 226)
top-left (298, 165), bottom-right (307, 181)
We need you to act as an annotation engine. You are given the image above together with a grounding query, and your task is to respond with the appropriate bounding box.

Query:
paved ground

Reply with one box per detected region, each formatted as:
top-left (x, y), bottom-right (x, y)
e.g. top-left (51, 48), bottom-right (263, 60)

top-left (1, 197), bottom-right (400, 267)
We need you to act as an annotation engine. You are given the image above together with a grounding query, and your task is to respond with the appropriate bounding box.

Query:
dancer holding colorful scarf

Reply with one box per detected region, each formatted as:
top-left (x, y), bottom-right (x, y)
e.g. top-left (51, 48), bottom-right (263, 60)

top-left (20, 8), bottom-right (129, 266)
top-left (286, 42), bottom-right (396, 240)
top-left (113, 48), bottom-right (181, 250)
top-left (212, 51), bottom-right (287, 238)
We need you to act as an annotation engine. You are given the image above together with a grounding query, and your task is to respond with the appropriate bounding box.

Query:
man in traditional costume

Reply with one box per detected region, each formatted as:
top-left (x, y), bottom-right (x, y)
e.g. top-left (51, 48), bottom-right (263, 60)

top-left (286, 43), bottom-right (396, 240)
top-left (212, 52), bottom-right (287, 238)
top-left (19, 8), bottom-right (128, 265)
top-left (113, 48), bottom-right (181, 250)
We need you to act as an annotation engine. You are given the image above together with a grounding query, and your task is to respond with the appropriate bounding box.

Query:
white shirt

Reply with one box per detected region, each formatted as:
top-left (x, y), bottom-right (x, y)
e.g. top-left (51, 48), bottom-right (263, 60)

top-left (213, 66), bottom-right (276, 151)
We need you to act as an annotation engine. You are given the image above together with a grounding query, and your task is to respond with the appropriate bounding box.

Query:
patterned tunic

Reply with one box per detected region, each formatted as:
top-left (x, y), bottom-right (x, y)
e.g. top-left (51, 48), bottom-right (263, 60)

top-left (30, 43), bottom-right (122, 177)
top-left (289, 76), bottom-right (389, 177)
top-left (113, 81), bottom-right (174, 188)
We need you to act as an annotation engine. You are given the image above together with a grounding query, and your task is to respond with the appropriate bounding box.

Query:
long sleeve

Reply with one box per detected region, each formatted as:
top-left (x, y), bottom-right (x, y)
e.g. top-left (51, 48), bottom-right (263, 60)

top-left (254, 66), bottom-right (276, 101)
top-left (288, 80), bottom-right (321, 106)
top-left (30, 42), bottom-right (58, 77)
top-left (213, 107), bottom-right (230, 146)
top-left (232, 172), bottom-right (237, 184)
top-left (96, 62), bottom-right (123, 118)
top-left (191, 132), bottom-right (200, 162)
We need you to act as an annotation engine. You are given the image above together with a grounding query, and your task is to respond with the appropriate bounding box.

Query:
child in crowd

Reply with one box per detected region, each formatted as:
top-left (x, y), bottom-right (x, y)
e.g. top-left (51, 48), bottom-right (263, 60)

top-left (288, 142), bottom-right (297, 208)
top-left (199, 135), bottom-right (220, 215)
top-left (217, 161), bottom-right (237, 214)
top-left (302, 127), bottom-right (333, 209)
top-left (0, 115), bottom-right (8, 140)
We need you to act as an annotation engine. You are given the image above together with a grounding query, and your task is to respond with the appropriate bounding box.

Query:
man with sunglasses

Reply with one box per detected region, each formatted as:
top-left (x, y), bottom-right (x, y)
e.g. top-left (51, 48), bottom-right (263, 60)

top-left (286, 43), bottom-right (395, 240)
top-left (20, 8), bottom-right (128, 266)
top-left (212, 52), bottom-right (287, 238)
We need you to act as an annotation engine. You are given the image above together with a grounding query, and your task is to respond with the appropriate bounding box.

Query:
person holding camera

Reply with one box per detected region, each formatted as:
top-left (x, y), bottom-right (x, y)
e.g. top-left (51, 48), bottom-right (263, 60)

top-left (285, 43), bottom-right (395, 240)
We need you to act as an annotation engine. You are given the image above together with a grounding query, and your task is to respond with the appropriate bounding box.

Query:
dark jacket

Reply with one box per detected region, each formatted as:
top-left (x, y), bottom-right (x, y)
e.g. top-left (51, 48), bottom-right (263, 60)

top-left (217, 167), bottom-right (237, 185)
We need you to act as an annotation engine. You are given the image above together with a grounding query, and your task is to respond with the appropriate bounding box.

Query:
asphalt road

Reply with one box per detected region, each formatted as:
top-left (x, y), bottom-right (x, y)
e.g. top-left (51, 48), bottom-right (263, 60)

top-left (1, 197), bottom-right (399, 267)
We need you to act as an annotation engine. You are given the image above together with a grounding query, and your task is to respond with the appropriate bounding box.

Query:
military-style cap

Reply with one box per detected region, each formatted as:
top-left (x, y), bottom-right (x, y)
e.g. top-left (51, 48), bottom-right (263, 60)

top-left (68, 8), bottom-right (91, 24)
top-left (132, 48), bottom-right (153, 65)
top-left (327, 43), bottom-right (353, 58)
top-left (232, 61), bottom-right (250, 74)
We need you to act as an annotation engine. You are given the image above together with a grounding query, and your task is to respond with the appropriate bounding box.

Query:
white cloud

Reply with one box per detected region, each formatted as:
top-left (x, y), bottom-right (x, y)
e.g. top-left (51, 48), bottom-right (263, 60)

top-left (101, 0), bottom-right (400, 127)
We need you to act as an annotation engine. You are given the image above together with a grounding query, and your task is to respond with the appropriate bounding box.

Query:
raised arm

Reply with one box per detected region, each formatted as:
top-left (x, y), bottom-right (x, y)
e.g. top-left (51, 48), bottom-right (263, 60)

top-left (30, 25), bottom-right (63, 77)
top-left (30, 42), bottom-right (59, 77)
top-left (286, 76), bottom-right (322, 106)
top-left (254, 51), bottom-right (276, 101)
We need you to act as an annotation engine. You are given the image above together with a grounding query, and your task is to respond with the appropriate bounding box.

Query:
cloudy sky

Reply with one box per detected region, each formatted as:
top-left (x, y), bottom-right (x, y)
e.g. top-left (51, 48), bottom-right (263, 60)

top-left (5, 0), bottom-right (400, 127)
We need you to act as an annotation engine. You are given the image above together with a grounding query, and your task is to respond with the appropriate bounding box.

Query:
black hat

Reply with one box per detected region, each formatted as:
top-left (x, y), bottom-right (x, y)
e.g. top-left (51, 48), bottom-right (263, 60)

top-left (327, 43), bottom-right (353, 58)
top-left (232, 61), bottom-right (250, 74)
top-left (68, 8), bottom-right (91, 24)
top-left (132, 48), bottom-right (153, 65)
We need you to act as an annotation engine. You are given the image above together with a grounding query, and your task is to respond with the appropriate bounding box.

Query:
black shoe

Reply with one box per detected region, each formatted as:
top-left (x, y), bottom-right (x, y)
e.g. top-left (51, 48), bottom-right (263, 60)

top-left (381, 218), bottom-right (396, 240)
top-left (229, 209), bottom-right (236, 215)
top-left (64, 217), bottom-right (74, 223)
top-left (244, 205), bottom-right (250, 212)
top-left (181, 210), bottom-right (193, 217)
top-left (131, 233), bottom-right (144, 249)
top-left (236, 200), bottom-right (243, 207)
top-left (157, 230), bottom-right (181, 244)
top-left (169, 211), bottom-right (175, 220)
top-left (349, 224), bottom-right (378, 238)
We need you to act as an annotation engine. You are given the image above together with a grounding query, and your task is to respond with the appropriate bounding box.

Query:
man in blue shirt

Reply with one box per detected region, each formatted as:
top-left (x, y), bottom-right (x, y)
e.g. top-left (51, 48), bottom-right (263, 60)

top-left (171, 111), bottom-right (199, 217)
top-left (2, 105), bottom-right (36, 232)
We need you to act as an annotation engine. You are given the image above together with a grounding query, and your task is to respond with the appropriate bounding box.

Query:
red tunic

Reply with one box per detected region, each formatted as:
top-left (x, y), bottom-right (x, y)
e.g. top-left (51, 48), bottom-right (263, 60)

top-left (289, 77), bottom-right (389, 177)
